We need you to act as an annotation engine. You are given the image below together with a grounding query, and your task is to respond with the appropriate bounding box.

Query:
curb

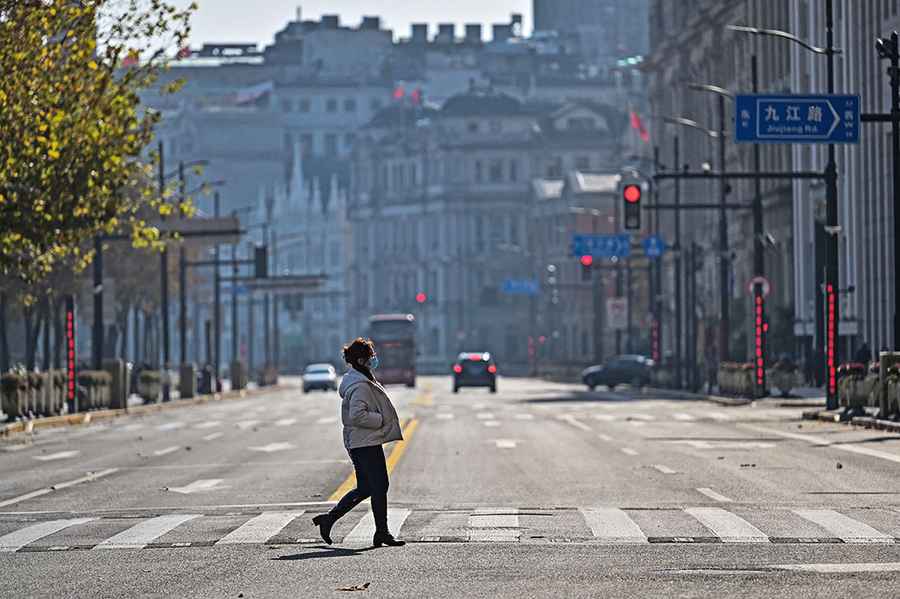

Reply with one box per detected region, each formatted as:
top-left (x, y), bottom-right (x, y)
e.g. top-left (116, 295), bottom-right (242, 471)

top-left (802, 409), bottom-right (900, 433)
top-left (0, 385), bottom-right (290, 438)
top-left (644, 387), bottom-right (752, 406)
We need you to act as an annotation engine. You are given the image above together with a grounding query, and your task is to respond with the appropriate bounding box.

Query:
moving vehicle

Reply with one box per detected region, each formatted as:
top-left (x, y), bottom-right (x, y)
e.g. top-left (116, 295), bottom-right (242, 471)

top-left (582, 355), bottom-right (654, 391)
top-left (368, 314), bottom-right (416, 387)
top-left (302, 363), bottom-right (338, 392)
top-left (452, 352), bottom-right (497, 393)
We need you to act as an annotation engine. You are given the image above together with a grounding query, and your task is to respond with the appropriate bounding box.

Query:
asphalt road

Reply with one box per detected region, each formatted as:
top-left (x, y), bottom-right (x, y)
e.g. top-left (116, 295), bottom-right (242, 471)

top-left (2, 376), bottom-right (900, 598)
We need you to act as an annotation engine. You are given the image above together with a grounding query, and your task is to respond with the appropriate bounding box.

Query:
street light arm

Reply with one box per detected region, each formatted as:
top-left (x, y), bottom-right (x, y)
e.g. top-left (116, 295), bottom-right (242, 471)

top-left (728, 24), bottom-right (841, 55)
top-left (687, 83), bottom-right (735, 99)
top-left (662, 116), bottom-right (723, 138)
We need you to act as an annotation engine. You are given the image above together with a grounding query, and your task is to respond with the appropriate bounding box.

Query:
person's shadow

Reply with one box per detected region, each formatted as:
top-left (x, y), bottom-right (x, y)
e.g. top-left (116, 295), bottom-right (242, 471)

top-left (273, 545), bottom-right (377, 561)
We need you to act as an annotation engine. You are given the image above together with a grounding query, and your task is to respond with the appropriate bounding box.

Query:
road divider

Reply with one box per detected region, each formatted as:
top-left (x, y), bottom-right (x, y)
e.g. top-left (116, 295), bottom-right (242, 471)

top-left (0, 468), bottom-right (119, 508)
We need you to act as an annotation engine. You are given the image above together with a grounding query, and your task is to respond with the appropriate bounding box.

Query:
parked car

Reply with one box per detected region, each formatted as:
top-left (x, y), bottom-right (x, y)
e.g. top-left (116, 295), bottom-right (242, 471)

top-left (452, 352), bottom-right (497, 393)
top-left (582, 355), bottom-right (655, 391)
top-left (302, 364), bottom-right (338, 392)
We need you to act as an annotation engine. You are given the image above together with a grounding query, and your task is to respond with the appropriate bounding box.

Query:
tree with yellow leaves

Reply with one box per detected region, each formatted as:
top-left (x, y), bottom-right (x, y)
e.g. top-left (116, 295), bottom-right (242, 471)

top-left (0, 0), bottom-right (195, 285)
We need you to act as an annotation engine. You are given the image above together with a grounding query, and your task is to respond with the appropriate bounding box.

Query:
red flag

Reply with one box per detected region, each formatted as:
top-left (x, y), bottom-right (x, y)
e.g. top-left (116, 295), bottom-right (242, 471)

top-left (393, 86), bottom-right (405, 100)
top-left (176, 46), bottom-right (191, 59)
top-left (410, 88), bottom-right (422, 105)
top-left (630, 111), bottom-right (650, 143)
top-left (121, 51), bottom-right (139, 68)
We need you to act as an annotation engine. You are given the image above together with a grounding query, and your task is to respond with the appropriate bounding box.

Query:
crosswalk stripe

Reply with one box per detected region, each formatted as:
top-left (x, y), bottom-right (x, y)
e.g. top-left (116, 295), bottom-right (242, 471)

top-left (215, 511), bottom-right (304, 545)
top-left (794, 509), bottom-right (894, 543)
top-left (0, 518), bottom-right (95, 552)
top-left (157, 422), bottom-right (185, 432)
top-left (672, 413), bottom-right (697, 422)
top-left (696, 487), bottom-right (733, 503)
top-left (468, 508), bottom-right (520, 542)
top-left (94, 514), bottom-right (200, 549)
top-left (436, 413), bottom-right (455, 420)
top-left (686, 508), bottom-right (768, 543)
top-left (580, 508), bottom-right (646, 543)
top-left (343, 508), bottom-right (411, 545)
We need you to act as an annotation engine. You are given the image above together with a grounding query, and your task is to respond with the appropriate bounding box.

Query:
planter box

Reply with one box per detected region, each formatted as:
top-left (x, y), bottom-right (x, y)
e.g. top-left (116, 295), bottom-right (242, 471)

top-left (137, 371), bottom-right (162, 403)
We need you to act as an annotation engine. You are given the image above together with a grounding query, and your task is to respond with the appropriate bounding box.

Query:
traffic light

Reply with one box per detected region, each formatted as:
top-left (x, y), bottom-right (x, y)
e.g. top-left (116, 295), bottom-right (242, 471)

top-left (415, 292), bottom-right (427, 304)
top-left (622, 183), bottom-right (642, 230)
top-left (580, 254), bottom-right (593, 281)
top-left (254, 245), bottom-right (268, 279)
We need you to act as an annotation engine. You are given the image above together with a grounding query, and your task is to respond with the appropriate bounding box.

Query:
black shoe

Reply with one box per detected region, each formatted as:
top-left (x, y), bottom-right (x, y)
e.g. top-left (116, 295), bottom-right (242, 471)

top-left (373, 532), bottom-right (405, 547)
top-left (312, 514), bottom-right (335, 545)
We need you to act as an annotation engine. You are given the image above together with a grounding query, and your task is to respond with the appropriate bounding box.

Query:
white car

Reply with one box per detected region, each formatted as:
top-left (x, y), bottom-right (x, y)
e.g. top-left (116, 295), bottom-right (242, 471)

top-left (302, 364), bottom-right (338, 392)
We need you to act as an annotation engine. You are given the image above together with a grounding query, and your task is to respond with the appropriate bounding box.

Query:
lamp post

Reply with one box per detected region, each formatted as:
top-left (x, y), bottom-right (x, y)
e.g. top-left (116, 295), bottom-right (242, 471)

top-left (729, 0), bottom-right (841, 408)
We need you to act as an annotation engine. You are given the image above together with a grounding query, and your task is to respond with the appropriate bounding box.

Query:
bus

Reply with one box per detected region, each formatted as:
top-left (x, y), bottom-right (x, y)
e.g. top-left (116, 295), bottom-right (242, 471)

top-left (368, 314), bottom-right (416, 387)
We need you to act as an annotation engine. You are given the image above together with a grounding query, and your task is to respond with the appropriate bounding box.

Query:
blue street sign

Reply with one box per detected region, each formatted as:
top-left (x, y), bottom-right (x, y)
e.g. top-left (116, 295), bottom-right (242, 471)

top-left (735, 94), bottom-right (859, 144)
top-left (501, 279), bottom-right (540, 296)
top-left (571, 234), bottom-right (632, 259)
top-left (642, 235), bottom-right (668, 258)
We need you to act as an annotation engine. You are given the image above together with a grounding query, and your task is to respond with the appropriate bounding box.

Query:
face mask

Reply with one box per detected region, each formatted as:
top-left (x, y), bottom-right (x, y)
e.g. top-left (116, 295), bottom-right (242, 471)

top-left (367, 356), bottom-right (380, 370)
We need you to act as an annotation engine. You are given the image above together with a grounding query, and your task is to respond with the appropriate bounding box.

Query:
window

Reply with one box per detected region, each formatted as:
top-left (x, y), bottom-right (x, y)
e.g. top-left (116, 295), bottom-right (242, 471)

top-left (467, 121), bottom-right (479, 133)
top-left (344, 98), bottom-right (357, 112)
top-left (509, 159), bottom-right (518, 182)
top-left (300, 133), bottom-right (314, 155)
top-left (344, 132), bottom-right (356, 149)
top-left (298, 98), bottom-right (311, 112)
top-left (325, 134), bottom-right (338, 156)
top-left (281, 98), bottom-right (293, 112)
top-left (326, 98), bottom-right (338, 113)
top-left (489, 159), bottom-right (503, 183)
top-left (474, 160), bottom-right (483, 182)
top-left (547, 157), bottom-right (563, 178)
top-left (576, 155), bottom-right (590, 171)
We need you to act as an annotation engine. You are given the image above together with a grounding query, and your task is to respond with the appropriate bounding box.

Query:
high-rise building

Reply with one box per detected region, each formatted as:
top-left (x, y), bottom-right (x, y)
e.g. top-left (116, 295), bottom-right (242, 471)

top-left (533, 0), bottom-right (649, 62)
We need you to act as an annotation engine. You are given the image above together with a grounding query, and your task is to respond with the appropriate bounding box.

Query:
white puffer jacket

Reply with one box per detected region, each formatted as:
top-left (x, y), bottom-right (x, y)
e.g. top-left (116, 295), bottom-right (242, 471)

top-left (338, 368), bottom-right (403, 450)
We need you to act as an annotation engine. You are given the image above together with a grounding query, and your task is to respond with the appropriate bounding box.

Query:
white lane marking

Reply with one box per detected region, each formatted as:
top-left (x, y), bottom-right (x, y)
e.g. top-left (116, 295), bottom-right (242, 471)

top-left (592, 414), bottom-right (617, 422)
top-left (558, 415), bottom-right (592, 432)
top-left (774, 562), bottom-right (900, 573)
top-left (468, 508), bottom-right (520, 542)
top-left (121, 423), bottom-right (145, 432)
top-left (686, 507), bottom-right (768, 543)
top-left (707, 411), bottom-right (733, 422)
top-left (0, 469), bottom-right (119, 508)
top-left (236, 420), bottom-right (261, 430)
top-left (2, 445), bottom-right (30, 452)
top-left (670, 440), bottom-right (776, 450)
top-left (741, 423), bottom-right (900, 465)
top-left (274, 418), bottom-right (297, 427)
top-left (513, 414), bottom-right (534, 420)
top-left (580, 508), bottom-right (647, 543)
top-left (343, 508), bottom-right (411, 545)
top-left (95, 514), bottom-right (200, 549)
top-left (156, 422), bottom-right (185, 432)
top-left (0, 518), bottom-right (95, 552)
top-left (653, 464), bottom-right (677, 474)
top-left (166, 479), bottom-right (226, 494)
top-left (476, 412), bottom-right (495, 420)
top-left (315, 417), bottom-right (337, 425)
top-left (597, 434), bottom-right (614, 442)
top-left (436, 413), bottom-right (455, 420)
top-left (153, 446), bottom-right (180, 457)
top-left (33, 450), bottom-right (80, 462)
top-left (672, 413), bottom-right (697, 422)
top-left (471, 403), bottom-right (487, 410)
top-left (696, 488), bottom-right (734, 503)
top-left (483, 421), bottom-right (501, 427)
top-left (494, 439), bottom-right (517, 449)
top-left (794, 509), bottom-right (894, 543)
top-left (620, 448), bottom-right (639, 456)
top-left (215, 511), bottom-right (305, 545)
top-left (202, 432), bottom-right (224, 441)
top-left (194, 421), bottom-right (221, 430)
top-left (248, 442), bottom-right (295, 453)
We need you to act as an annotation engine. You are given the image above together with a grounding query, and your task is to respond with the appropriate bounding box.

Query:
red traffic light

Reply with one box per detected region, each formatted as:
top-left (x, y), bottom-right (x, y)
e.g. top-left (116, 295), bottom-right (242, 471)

top-left (623, 184), bottom-right (642, 203)
top-left (415, 292), bottom-right (427, 304)
top-left (580, 255), bottom-right (594, 267)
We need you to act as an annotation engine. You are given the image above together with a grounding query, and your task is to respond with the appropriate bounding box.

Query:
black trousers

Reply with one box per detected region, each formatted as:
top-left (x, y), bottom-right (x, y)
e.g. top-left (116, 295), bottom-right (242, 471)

top-left (329, 445), bottom-right (390, 534)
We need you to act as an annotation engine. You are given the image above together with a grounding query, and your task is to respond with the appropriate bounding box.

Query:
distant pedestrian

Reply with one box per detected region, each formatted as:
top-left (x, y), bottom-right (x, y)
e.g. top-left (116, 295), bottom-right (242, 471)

top-left (855, 342), bottom-right (872, 365)
top-left (312, 338), bottom-right (405, 548)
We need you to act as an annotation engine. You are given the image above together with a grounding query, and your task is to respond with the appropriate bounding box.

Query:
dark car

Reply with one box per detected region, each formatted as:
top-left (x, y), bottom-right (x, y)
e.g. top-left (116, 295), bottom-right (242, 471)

top-left (452, 352), bottom-right (497, 393)
top-left (582, 355), bottom-right (655, 391)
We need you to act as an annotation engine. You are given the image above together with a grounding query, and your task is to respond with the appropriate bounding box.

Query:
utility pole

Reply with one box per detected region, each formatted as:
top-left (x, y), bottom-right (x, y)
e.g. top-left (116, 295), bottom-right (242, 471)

top-left (247, 241), bottom-right (255, 379)
top-left (673, 135), bottom-right (683, 388)
top-left (652, 146), bottom-right (663, 364)
top-left (92, 235), bottom-right (103, 370)
top-left (717, 94), bottom-right (730, 364)
top-left (231, 231), bottom-right (239, 365)
top-left (213, 192), bottom-right (222, 388)
top-left (178, 161), bottom-right (188, 367)
top-left (824, 0), bottom-right (840, 409)
top-left (892, 32), bottom-right (900, 352)
top-left (158, 142), bottom-right (171, 401)
top-left (751, 54), bottom-right (768, 396)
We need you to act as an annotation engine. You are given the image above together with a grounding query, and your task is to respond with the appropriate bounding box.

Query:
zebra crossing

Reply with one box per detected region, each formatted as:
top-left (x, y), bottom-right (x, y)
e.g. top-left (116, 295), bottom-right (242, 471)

top-left (1, 506), bottom-right (897, 552)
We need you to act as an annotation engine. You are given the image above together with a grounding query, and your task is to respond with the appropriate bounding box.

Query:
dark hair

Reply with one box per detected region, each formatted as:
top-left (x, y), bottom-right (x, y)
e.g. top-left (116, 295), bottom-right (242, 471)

top-left (343, 338), bottom-right (376, 380)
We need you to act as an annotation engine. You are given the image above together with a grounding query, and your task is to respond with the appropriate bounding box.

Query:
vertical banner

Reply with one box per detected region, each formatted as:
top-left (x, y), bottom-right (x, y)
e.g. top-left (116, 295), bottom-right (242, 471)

top-left (65, 294), bottom-right (77, 412)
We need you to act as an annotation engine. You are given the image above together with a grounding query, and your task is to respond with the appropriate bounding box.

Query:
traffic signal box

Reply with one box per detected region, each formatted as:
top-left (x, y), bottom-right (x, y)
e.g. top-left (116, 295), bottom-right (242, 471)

top-left (622, 183), bottom-right (642, 231)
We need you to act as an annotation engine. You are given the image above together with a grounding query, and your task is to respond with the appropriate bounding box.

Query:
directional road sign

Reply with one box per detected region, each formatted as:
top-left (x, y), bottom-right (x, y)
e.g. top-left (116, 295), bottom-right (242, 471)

top-left (735, 94), bottom-right (860, 144)
top-left (642, 235), bottom-right (668, 258)
top-left (501, 279), bottom-right (540, 296)
top-left (571, 234), bottom-right (631, 259)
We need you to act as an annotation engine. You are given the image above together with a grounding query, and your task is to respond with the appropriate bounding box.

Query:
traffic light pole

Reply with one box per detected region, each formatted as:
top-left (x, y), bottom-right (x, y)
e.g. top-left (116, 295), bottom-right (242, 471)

top-left (751, 55), bottom-right (768, 397)
top-left (158, 143), bottom-right (171, 401)
top-left (213, 192), bottom-right (222, 387)
top-left (717, 94), bottom-right (730, 365)
top-left (824, 0), bottom-right (840, 409)
top-left (673, 135), bottom-right (684, 389)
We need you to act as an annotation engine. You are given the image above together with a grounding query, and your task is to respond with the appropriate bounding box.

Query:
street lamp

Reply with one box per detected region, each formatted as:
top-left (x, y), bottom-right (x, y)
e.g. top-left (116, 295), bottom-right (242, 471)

top-left (730, 0), bottom-right (843, 408)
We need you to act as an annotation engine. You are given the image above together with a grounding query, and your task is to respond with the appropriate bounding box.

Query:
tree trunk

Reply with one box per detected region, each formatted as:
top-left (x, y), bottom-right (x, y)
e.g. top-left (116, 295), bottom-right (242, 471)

top-left (24, 305), bottom-right (35, 370)
top-left (53, 297), bottom-right (64, 370)
top-left (118, 306), bottom-right (130, 362)
top-left (41, 295), bottom-right (51, 371)
top-left (0, 292), bottom-right (9, 372)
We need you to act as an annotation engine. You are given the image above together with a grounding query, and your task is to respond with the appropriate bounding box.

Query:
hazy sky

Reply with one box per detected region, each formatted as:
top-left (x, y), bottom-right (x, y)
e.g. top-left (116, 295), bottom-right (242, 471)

top-left (173, 1), bottom-right (532, 47)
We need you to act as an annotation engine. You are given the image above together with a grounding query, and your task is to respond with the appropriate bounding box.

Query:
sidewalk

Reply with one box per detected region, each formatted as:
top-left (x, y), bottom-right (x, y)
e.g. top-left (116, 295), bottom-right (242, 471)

top-left (645, 385), bottom-right (826, 408)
